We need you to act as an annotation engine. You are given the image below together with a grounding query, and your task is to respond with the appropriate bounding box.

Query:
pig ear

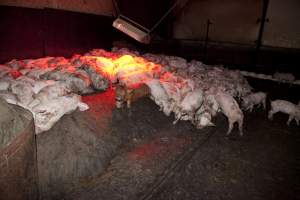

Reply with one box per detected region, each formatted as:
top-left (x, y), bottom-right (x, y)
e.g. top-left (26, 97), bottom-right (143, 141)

top-left (208, 122), bottom-right (215, 126)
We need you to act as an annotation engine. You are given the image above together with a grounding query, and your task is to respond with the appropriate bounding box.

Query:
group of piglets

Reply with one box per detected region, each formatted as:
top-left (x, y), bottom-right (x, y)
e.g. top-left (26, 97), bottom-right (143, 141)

top-left (0, 55), bottom-right (111, 134)
top-left (112, 48), bottom-right (300, 136)
top-left (0, 48), bottom-right (299, 135)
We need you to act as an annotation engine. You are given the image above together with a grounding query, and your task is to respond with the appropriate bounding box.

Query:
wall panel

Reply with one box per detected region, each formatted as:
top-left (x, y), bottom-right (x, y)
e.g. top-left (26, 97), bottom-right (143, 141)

top-left (173, 0), bottom-right (262, 45)
top-left (0, 0), bottom-right (113, 16)
top-left (262, 0), bottom-right (300, 49)
top-left (0, 6), bottom-right (114, 62)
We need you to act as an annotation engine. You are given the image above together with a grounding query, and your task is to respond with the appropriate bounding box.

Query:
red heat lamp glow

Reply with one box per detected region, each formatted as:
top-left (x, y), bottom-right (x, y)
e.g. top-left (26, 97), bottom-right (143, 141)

top-left (86, 54), bottom-right (162, 87)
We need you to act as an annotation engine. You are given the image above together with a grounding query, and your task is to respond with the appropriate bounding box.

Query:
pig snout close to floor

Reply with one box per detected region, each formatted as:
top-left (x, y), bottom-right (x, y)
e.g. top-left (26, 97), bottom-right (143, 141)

top-left (193, 110), bottom-right (215, 129)
top-left (215, 92), bottom-right (244, 136)
top-left (268, 100), bottom-right (300, 126)
top-left (173, 88), bottom-right (204, 124)
top-left (242, 92), bottom-right (267, 112)
top-left (115, 83), bottom-right (150, 109)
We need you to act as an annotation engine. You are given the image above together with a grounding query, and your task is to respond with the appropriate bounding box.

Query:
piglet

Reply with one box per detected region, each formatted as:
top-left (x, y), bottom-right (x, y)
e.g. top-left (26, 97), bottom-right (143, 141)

top-left (115, 83), bottom-right (150, 108)
top-left (215, 92), bottom-right (244, 136)
top-left (242, 92), bottom-right (267, 112)
top-left (0, 91), bottom-right (18, 105)
top-left (193, 110), bottom-right (215, 129)
top-left (33, 94), bottom-right (89, 134)
top-left (273, 72), bottom-right (295, 83)
top-left (145, 79), bottom-right (173, 116)
top-left (10, 80), bottom-right (34, 106)
top-left (268, 100), bottom-right (300, 126)
top-left (173, 88), bottom-right (203, 124)
top-left (28, 82), bottom-right (71, 109)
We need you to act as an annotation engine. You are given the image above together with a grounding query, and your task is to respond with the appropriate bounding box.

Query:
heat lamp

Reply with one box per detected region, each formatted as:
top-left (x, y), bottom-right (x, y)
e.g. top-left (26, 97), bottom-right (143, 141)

top-left (113, 15), bottom-right (151, 44)
top-left (112, 0), bottom-right (189, 44)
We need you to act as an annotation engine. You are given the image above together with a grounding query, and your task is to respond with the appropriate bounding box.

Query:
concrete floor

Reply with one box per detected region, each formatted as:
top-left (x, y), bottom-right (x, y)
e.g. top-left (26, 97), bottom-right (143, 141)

top-left (36, 80), bottom-right (300, 200)
top-left (151, 111), bottom-right (300, 200)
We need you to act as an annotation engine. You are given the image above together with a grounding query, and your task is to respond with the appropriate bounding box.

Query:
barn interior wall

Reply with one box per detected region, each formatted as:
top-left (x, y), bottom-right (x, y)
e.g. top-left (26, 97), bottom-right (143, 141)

top-left (173, 0), bottom-right (300, 49)
top-left (0, 1), bottom-right (300, 73)
top-left (0, 6), bottom-right (114, 63)
top-left (161, 0), bottom-right (300, 72)
top-left (173, 0), bottom-right (262, 45)
top-left (263, 0), bottom-right (300, 49)
top-left (0, 0), bottom-right (113, 16)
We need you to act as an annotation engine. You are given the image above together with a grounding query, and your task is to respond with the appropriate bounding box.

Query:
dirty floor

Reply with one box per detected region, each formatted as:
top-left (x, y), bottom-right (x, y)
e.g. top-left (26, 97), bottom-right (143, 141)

top-left (37, 80), bottom-right (300, 200)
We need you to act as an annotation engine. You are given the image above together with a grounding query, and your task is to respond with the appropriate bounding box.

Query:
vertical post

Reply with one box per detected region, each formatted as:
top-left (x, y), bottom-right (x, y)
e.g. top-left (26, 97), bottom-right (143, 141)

top-left (204, 19), bottom-right (212, 61)
top-left (256, 0), bottom-right (269, 51)
top-left (42, 9), bottom-right (46, 57)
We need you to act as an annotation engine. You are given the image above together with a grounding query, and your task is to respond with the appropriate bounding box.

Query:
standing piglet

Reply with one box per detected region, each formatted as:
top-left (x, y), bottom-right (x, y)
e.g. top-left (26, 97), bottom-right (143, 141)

top-left (115, 83), bottom-right (150, 108)
top-left (268, 100), bottom-right (300, 126)
top-left (215, 92), bottom-right (244, 136)
top-left (242, 92), bottom-right (267, 112)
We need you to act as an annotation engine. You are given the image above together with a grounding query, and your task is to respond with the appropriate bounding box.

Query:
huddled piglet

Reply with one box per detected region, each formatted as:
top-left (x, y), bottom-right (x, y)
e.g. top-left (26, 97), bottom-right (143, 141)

top-left (0, 91), bottom-right (18, 105)
top-left (273, 72), bottom-right (295, 83)
top-left (32, 94), bottom-right (89, 134)
top-left (173, 88), bottom-right (203, 124)
top-left (0, 79), bottom-right (11, 91)
top-left (82, 64), bottom-right (109, 91)
top-left (145, 79), bottom-right (173, 116)
top-left (28, 82), bottom-right (71, 109)
top-left (193, 110), bottom-right (215, 129)
top-left (10, 79), bottom-right (34, 107)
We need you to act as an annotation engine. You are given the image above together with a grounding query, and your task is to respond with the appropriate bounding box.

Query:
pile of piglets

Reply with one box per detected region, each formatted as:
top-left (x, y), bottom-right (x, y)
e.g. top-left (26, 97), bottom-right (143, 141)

top-left (0, 56), bottom-right (111, 134)
top-left (0, 48), bottom-right (298, 135)
top-left (111, 48), bottom-right (256, 135)
top-left (112, 48), bottom-right (299, 134)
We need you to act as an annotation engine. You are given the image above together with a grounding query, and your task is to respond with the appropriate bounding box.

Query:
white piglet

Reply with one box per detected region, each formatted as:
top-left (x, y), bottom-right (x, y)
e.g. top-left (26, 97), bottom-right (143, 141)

top-left (242, 92), bottom-right (267, 112)
top-left (268, 100), bottom-right (300, 126)
top-left (173, 88), bottom-right (203, 124)
top-left (145, 79), bottom-right (173, 116)
top-left (28, 82), bottom-right (71, 109)
top-left (33, 94), bottom-right (89, 134)
top-left (215, 92), bottom-right (244, 136)
top-left (273, 72), bottom-right (295, 83)
top-left (193, 110), bottom-right (215, 129)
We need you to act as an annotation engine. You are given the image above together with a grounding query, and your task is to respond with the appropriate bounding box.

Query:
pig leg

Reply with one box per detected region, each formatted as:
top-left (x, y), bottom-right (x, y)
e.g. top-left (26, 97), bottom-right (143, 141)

top-left (126, 90), bottom-right (133, 108)
top-left (249, 105), bottom-right (254, 112)
top-left (226, 119), bottom-right (234, 136)
top-left (157, 102), bottom-right (163, 111)
top-left (238, 119), bottom-right (243, 136)
top-left (262, 99), bottom-right (266, 110)
top-left (127, 99), bottom-right (131, 108)
top-left (268, 109), bottom-right (276, 120)
top-left (287, 115), bottom-right (294, 126)
top-left (173, 112), bottom-right (181, 125)
top-left (295, 117), bottom-right (299, 126)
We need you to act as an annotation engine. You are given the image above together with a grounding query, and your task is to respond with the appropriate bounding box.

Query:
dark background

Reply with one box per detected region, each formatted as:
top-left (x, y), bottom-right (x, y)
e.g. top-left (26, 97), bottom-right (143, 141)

top-left (0, 1), bottom-right (300, 76)
top-left (0, 6), bottom-right (114, 62)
